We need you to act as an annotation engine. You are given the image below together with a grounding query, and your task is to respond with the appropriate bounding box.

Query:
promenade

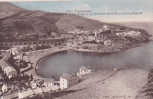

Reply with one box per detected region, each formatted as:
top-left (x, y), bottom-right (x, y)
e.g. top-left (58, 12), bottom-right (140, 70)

top-left (24, 47), bottom-right (70, 79)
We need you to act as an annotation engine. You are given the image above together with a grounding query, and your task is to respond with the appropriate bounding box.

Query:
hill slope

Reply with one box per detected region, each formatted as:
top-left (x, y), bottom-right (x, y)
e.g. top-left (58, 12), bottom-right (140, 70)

top-left (117, 22), bottom-right (153, 35)
top-left (0, 2), bottom-right (108, 41)
top-left (0, 2), bottom-right (22, 19)
top-left (0, 2), bottom-right (150, 42)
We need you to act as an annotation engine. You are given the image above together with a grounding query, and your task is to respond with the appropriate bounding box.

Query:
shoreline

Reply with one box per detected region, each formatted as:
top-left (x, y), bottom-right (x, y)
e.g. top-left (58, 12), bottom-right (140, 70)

top-left (25, 47), bottom-right (69, 80)
top-left (25, 41), bottom-right (150, 80)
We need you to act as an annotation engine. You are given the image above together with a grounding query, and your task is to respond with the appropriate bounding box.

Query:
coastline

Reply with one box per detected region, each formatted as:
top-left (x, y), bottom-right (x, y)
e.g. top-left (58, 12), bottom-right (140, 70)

top-left (26, 40), bottom-right (150, 80)
top-left (25, 47), bottom-right (69, 80)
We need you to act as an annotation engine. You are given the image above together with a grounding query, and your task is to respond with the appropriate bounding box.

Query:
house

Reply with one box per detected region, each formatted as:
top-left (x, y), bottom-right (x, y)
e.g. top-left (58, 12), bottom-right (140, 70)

top-left (113, 67), bottom-right (118, 71)
top-left (33, 78), bottom-right (60, 91)
top-left (60, 73), bottom-right (79, 90)
top-left (1, 84), bottom-right (8, 93)
top-left (43, 81), bottom-right (60, 91)
top-left (30, 81), bottom-right (37, 89)
top-left (125, 31), bottom-right (141, 38)
top-left (3, 64), bottom-right (17, 79)
top-left (43, 79), bottom-right (54, 87)
top-left (66, 41), bottom-right (73, 47)
top-left (103, 25), bottom-right (110, 31)
top-left (87, 34), bottom-right (95, 41)
top-left (82, 42), bottom-right (98, 50)
top-left (51, 81), bottom-right (60, 91)
top-left (104, 40), bottom-right (112, 46)
top-left (10, 47), bottom-right (23, 56)
top-left (22, 55), bottom-right (30, 62)
top-left (13, 53), bottom-right (23, 60)
top-left (19, 81), bottom-right (60, 99)
top-left (0, 60), bottom-right (17, 79)
top-left (77, 66), bottom-right (92, 76)
top-left (10, 47), bottom-right (19, 56)
top-left (116, 31), bottom-right (141, 38)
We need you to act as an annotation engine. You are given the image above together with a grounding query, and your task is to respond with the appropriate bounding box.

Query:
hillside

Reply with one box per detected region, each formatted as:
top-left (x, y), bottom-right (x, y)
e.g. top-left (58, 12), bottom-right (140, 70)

top-left (0, 3), bottom-right (107, 41)
top-left (0, 2), bottom-right (22, 19)
top-left (56, 14), bottom-right (106, 32)
top-left (0, 11), bottom-right (107, 41)
top-left (116, 22), bottom-right (153, 35)
top-left (0, 2), bottom-right (150, 42)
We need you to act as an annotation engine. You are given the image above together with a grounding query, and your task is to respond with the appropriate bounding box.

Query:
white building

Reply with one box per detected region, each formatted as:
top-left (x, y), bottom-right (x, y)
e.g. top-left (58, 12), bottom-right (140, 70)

top-left (116, 31), bottom-right (141, 38)
top-left (30, 81), bottom-right (37, 89)
top-left (126, 31), bottom-right (141, 37)
top-left (0, 60), bottom-right (17, 79)
top-left (104, 40), bottom-right (112, 47)
top-left (13, 53), bottom-right (23, 60)
top-left (88, 35), bottom-right (95, 41)
top-left (103, 25), bottom-right (110, 31)
top-left (60, 73), bottom-right (79, 90)
top-left (77, 66), bottom-right (92, 76)
top-left (10, 47), bottom-right (23, 56)
top-left (43, 81), bottom-right (59, 91)
top-left (2, 84), bottom-right (8, 93)
top-left (18, 83), bottom-right (60, 99)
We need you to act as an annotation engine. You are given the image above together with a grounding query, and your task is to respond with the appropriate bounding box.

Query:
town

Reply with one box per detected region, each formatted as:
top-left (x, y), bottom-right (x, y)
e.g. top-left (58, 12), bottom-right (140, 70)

top-left (0, 24), bottom-right (150, 99)
top-left (0, 47), bottom-right (93, 99)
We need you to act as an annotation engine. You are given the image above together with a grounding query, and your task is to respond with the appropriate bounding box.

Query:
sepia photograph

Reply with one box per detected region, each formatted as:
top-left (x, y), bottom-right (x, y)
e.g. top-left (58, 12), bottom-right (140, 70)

top-left (0, 0), bottom-right (153, 99)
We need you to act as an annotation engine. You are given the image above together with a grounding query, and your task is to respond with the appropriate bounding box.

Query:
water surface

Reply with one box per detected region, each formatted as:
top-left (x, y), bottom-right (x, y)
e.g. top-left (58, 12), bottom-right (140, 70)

top-left (37, 41), bottom-right (153, 78)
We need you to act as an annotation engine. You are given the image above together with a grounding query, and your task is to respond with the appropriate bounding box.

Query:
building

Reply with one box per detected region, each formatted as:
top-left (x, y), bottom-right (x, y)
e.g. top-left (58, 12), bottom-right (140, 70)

top-left (1, 84), bottom-right (8, 93)
top-left (87, 34), bottom-right (95, 41)
top-left (10, 47), bottom-right (23, 56)
top-left (60, 73), bottom-right (79, 90)
top-left (3, 66), bottom-right (17, 79)
top-left (43, 81), bottom-right (60, 91)
top-left (82, 42), bottom-right (98, 50)
top-left (43, 81), bottom-right (53, 88)
top-left (0, 60), bottom-right (17, 79)
top-left (30, 81), bottom-right (37, 89)
top-left (77, 66), bottom-right (92, 76)
top-left (0, 51), bottom-right (18, 79)
top-left (116, 31), bottom-right (141, 38)
top-left (104, 39), bottom-right (112, 47)
top-left (103, 25), bottom-right (110, 31)
top-left (18, 82), bottom-right (60, 99)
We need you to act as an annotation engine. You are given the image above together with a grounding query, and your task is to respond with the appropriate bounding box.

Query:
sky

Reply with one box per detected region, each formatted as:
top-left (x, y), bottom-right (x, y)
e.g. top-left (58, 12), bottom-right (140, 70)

top-left (11, 0), bottom-right (153, 22)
